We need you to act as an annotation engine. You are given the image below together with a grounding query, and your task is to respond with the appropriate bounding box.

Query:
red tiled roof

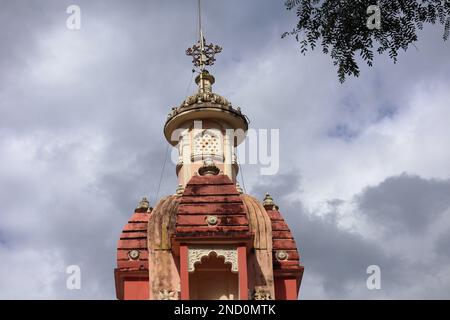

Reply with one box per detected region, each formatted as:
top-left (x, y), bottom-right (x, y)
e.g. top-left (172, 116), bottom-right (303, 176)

top-left (174, 174), bottom-right (251, 241)
top-left (266, 207), bottom-right (303, 273)
top-left (116, 174), bottom-right (302, 279)
top-left (116, 208), bottom-right (150, 271)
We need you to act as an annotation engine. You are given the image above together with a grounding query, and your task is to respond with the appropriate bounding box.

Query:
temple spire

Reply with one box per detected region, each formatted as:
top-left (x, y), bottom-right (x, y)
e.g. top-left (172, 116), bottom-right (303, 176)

top-left (186, 0), bottom-right (222, 92)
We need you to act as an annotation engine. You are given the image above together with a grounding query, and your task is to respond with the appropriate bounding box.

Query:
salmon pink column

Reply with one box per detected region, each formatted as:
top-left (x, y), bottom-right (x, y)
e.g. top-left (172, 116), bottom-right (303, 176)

top-left (237, 245), bottom-right (248, 300)
top-left (180, 244), bottom-right (190, 300)
top-left (284, 278), bottom-right (298, 300)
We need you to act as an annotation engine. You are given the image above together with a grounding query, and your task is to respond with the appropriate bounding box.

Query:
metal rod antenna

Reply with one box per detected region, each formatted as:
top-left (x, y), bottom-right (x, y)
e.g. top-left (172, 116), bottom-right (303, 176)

top-left (198, 0), bottom-right (205, 70)
top-left (186, 0), bottom-right (221, 74)
top-left (198, 0), bottom-right (202, 43)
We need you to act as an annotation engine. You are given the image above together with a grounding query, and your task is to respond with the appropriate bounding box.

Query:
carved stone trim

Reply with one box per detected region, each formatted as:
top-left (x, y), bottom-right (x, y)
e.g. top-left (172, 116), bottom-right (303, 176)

top-left (253, 288), bottom-right (272, 300)
top-left (158, 289), bottom-right (178, 300)
top-left (188, 246), bottom-right (238, 273)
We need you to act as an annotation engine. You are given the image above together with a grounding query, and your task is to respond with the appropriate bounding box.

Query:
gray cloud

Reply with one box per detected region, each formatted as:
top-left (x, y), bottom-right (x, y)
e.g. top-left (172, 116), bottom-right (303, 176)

top-left (435, 228), bottom-right (450, 260)
top-left (251, 172), bottom-right (450, 299)
top-left (358, 174), bottom-right (450, 234)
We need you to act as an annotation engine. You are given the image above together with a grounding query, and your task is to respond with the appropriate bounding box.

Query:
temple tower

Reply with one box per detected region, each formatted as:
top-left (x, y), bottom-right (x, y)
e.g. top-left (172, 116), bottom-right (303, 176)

top-left (164, 68), bottom-right (248, 187)
top-left (114, 2), bottom-right (303, 300)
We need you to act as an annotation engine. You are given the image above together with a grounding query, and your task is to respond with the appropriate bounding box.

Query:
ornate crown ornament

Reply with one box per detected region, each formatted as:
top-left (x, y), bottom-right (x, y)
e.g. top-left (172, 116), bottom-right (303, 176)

top-left (186, 38), bottom-right (222, 68)
top-left (165, 30), bottom-right (248, 134)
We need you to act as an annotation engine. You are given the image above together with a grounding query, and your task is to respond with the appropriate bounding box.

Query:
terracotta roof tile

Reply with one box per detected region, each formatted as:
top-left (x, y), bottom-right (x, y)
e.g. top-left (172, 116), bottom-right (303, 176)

top-left (116, 210), bottom-right (151, 271)
top-left (266, 207), bottom-right (303, 273)
top-left (174, 174), bottom-right (251, 240)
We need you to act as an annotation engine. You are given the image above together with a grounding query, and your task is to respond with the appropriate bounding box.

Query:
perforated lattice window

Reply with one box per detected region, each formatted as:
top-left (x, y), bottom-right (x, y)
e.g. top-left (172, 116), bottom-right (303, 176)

top-left (193, 129), bottom-right (222, 156)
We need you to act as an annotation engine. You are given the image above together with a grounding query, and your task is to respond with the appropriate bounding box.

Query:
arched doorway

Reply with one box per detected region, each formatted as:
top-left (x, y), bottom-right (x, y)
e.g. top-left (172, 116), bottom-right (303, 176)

top-left (189, 252), bottom-right (238, 300)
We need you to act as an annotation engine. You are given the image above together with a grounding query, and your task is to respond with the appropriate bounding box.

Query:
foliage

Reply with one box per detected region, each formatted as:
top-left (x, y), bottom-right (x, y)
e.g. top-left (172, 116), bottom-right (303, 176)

top-left (283, 0), bottom-right (450, 82)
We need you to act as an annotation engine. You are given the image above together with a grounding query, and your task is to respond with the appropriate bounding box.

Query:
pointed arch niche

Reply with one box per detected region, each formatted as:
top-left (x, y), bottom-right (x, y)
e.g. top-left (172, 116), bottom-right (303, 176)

top-left (188, 247), bottom-right (238, 300)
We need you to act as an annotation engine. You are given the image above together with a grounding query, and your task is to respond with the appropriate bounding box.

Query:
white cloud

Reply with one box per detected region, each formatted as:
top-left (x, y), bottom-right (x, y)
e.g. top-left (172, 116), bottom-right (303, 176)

top-left (0, 246), bottom-right (65, 299)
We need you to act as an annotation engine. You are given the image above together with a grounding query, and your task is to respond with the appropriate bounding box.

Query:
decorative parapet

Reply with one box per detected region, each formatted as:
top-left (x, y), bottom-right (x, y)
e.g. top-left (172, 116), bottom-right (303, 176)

top-left (165, 94), bottom-right (244, 121)
top-left (182, 91), bottom-right (232, 108)
top-left (188, 246), bottom-right (238, 273)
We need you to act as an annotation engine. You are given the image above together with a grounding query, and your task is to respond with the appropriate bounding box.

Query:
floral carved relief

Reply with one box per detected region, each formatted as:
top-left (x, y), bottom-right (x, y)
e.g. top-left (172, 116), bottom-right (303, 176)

top-left (188, 247), bottom-right (238, 273)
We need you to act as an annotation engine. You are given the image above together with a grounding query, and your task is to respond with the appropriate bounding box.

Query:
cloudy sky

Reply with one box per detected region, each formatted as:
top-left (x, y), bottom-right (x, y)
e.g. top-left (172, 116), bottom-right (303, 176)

top-left (1, 0), bottom-right (450, 299)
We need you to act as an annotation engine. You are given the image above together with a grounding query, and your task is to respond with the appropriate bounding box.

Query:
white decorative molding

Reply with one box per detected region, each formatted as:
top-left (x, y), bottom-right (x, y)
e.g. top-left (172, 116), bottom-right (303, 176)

top-left (188, 246), bottom-right (238, 273)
